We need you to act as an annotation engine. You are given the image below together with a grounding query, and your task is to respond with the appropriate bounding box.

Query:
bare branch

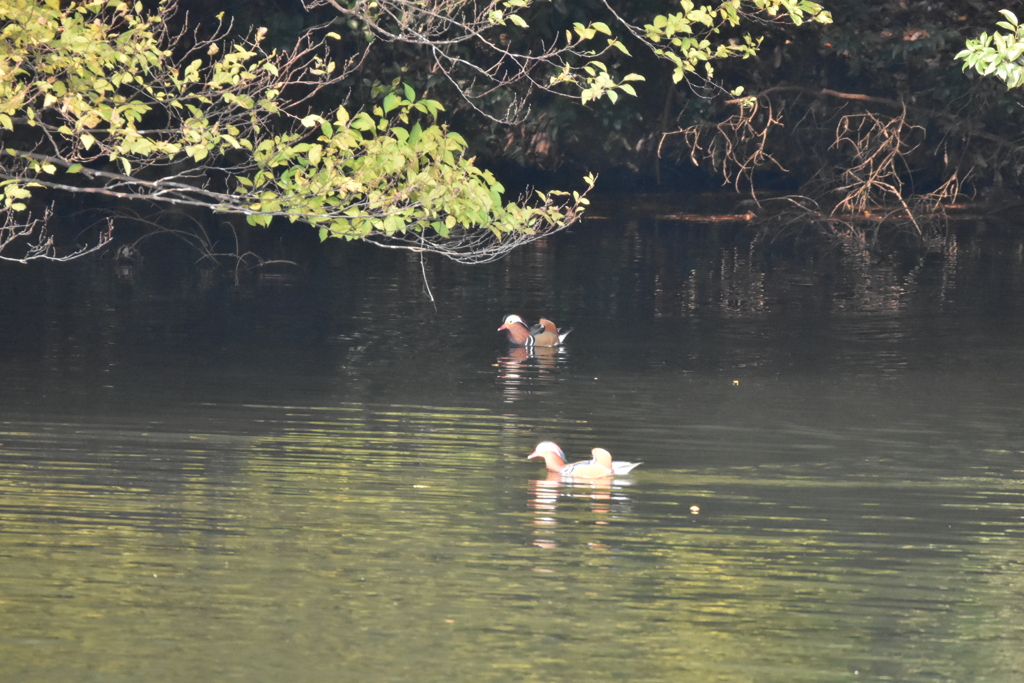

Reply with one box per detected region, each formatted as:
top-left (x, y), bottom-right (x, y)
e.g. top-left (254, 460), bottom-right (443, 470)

top-left (0, 206), bottom-right (113, 263)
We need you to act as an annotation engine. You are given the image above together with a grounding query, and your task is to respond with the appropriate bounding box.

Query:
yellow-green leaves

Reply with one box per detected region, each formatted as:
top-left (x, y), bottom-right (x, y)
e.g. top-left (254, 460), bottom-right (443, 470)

top-left (1, 0), bottom-right (169, 169)
top-left (0, 0), bottom-right (309, 203)
top-left (232, 81), bottom-right (549, 242)
top-left (644, 0), bottom-right (830, 84)
top-left (487, 0), bottom-right (531, 28)
top-left (2, 181), bottom-right (32, 211)
top-left (0, 1), bottom-right (589, 258)
top-left (547, 1), bottom-right (831, 105)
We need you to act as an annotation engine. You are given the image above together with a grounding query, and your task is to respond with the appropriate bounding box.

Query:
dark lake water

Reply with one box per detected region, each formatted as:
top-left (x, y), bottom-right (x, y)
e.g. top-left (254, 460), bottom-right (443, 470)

top-left (2, 211), bottom-right (1023, 682)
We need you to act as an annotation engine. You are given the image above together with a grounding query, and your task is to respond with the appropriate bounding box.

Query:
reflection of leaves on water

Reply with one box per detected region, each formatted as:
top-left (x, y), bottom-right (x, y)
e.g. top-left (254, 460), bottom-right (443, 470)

top-left (496, 347), bottom-right (569, 402)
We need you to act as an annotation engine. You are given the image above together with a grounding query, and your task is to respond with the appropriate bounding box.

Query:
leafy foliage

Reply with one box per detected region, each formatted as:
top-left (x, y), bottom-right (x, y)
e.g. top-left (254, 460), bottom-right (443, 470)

top-left (637, 0), bottom-right (1024, 258)
top-left (643, 0), bottom-right (831, 83)
top-left (319, 0), bottom-right (830, 170)
top-left (0, 0), bottom-right (832, 263)
top-left (0, 0), bottom-right (591, 261)
top-left (957, 9), bottom-right (1024, 89)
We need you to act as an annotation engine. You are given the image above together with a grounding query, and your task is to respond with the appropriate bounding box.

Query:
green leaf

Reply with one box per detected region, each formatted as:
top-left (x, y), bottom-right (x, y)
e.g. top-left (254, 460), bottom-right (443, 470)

top-left (5, 185), bottom-right (31, 200)
top-left (351, 112), bottom-right (376, 131)
top-left (336, 106), bottom-right (351, 126)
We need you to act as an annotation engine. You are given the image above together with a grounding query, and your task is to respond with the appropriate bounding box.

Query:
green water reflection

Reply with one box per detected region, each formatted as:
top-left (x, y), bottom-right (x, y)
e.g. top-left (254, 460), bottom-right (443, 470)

top-left (2, 402), bottom-right (1022, 683)
top-left (3, 216), bottom-right (1024, 681)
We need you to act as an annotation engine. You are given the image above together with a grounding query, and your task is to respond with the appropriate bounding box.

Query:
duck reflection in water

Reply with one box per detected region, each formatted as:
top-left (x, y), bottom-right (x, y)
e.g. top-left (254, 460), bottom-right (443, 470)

top-left (496, 345), bottom-right (564, 402)
top-left (529, 473), bottom-right (617, 548)
top-left (528, 446), bottom-right (635, 548)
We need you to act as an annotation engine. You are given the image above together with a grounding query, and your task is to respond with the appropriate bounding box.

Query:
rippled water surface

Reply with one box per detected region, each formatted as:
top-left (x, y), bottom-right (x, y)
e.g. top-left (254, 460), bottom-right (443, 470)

top-left (1, 216), bottom-right (1023, 682)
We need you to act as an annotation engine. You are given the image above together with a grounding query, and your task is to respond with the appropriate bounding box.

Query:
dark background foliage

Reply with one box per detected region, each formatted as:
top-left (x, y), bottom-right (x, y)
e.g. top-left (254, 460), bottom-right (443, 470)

top-left (14, 0), bottom-right (1017, 272)
top-left (157, 0), bottom-right (1024, 198)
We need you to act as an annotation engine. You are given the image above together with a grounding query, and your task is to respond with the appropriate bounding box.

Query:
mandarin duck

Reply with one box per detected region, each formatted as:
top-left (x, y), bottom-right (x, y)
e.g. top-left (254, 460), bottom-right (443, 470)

top-left (528, 441), bottom-right (642, 477)
top-left (498, 314), bottom-right (572, 347)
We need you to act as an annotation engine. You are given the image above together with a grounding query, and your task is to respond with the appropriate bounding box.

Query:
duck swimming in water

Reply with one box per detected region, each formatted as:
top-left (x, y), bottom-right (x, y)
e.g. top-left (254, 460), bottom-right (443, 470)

top-left (498, 315), bottom-right (572, 347)
top-left (527, 441), bottom-right (642, 477)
